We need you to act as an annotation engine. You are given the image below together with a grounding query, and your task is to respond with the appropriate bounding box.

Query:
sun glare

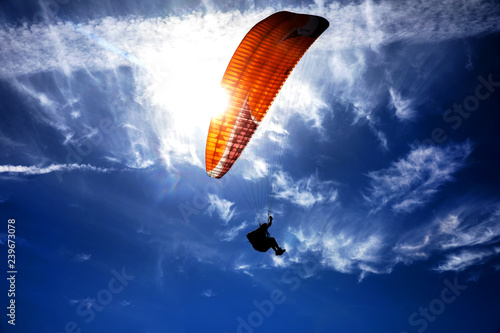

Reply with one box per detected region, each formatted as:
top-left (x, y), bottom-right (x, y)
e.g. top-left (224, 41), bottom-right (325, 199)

top-left (142, 47), bottom-right (232, 137)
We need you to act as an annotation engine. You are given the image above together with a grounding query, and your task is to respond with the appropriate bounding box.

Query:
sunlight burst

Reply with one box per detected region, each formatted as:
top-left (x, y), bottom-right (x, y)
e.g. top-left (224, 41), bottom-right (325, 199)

top-left (139, 32), bottom-right (233, 135)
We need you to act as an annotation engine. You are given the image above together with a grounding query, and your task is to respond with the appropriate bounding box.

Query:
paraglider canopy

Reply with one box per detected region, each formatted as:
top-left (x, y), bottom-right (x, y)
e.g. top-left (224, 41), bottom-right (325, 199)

top-left (205, 11), bottom-right (329, 179)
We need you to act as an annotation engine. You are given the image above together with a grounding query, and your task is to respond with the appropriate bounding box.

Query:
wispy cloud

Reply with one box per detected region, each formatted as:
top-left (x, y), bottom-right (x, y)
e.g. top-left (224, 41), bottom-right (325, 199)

top-left (219, 221), bottom-right (247, 242)
top-left (322, 0), bottom-right (500, 49)
top-left (364, 141), bottom-right (473, 213)
top-left (2, 1), bottom-right (499, 78)
top-left (201, 289), bottom-right (217, 298)
top-left (272, 171), bottom-right (338, 209)
top-left (0, 163), bottom-right (114, 176)
top-left (0, 132), bottom-right (25, 156)
top-left (389, 88), bottom-right (415, 121)
top-left (434, 248), bottom-right (500, 273)
top-left (73, 253), bottom-right (92, 262)
top-left (394, 200), bottom-right (500, 272)
top-left (273, 76), bottom-right (331, 139)
top-left (11, 78), bottom-right (75, 143)
top-left (282, 197), bottom-right (500, 280)
top-left (234, 263), bottom-right (254, 277)
top-left (284, 209), bottom-right (390, 281)
top-left (296, 229), bottom-right (385, 275)
top-left (207, 193), bottom-right (236, 224)
top-left (120, 300), bottom-right (132, 307)
top-left (239, 154), bottom-right (270, 181)
top-left (438, 208), bottom-right (500, 250)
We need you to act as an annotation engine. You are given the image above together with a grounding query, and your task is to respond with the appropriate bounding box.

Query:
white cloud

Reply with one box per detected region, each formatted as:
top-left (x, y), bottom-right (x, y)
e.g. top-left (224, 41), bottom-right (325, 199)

top-left (207, 193), bottom-right (236, 224)
top-left (234, 263), bottom-right (254, 277)
top-left (277, 207), bottom-right (391, 280)
top-left (219, 221), bottom-right (247, 242)
top-left (272, 171), bottom-right (338, 209)
top-left (73, 253), bottom-right (92, 262)
top-left (364, 141), bottom-right (473, 213)
top-left (288, 226), bottom-right (388, 280)
top-left (0, 132), bottom-right (25, 158)
top-left (201, 289), bottom-right (217, 298)
top-left (2, 2), bottom-right (500, 78)
top-left (239, 155), bottom-right (269, 181)
top-left (437, 205), bottom-right (500, 250)
top-left (389, 88), bottom-right (415, 121)
top-left (322, 0), bottom-right (500, 50)
top-left (394, 200), bottom-right (500, 272)
top-left (286, 198), bottom-right (500, 279)
top-left (0, 163), bottom-right (114, 176)
top-left (320, 233), bottom-right (384, 274)
top-left (11, 79), bottom-right (73, 139)
top-left (120, 300), bottom-right (132, 307)
top-left (394, 234), bottom-right (431, 259)
top-left (274, 77), bottom-right (331, 138)
top-left (369, 122), bottom-right (389, 151)
top-left (434, 248), bottom-right (500, 273)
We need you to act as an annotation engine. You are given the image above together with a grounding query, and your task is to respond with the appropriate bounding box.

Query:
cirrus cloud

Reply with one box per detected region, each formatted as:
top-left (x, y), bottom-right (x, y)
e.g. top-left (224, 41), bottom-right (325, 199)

top-left (364, 141), bottom-right (473, 213)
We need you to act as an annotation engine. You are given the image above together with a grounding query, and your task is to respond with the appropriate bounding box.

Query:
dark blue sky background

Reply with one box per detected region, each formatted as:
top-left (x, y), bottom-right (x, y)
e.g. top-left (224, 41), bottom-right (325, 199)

top-left (1, 0), bottom-right (500, 332)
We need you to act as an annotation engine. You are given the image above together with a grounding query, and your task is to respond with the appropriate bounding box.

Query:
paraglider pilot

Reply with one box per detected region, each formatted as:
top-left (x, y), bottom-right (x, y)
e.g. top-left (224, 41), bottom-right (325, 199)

top-left (247, 215), bottom-right (286, 256)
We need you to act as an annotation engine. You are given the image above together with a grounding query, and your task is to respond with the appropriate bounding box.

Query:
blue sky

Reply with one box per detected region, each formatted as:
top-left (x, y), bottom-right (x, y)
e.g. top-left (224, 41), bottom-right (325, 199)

top-left (1, 0), bottom-right (500, 332)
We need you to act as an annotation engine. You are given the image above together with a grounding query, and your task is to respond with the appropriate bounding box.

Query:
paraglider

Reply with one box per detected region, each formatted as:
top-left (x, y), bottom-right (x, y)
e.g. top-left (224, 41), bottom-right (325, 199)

top-left (246, 215), bottom-right (286, 255)
top-left (205, 11), bottom-right (329, 254)
top-left (205, 11), bottom-right (329, 179)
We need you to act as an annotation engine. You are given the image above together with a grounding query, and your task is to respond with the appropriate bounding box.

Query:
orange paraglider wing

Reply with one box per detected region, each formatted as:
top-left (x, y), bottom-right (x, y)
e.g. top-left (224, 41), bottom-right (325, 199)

top-left (205, 11), bottom-right (329, 179)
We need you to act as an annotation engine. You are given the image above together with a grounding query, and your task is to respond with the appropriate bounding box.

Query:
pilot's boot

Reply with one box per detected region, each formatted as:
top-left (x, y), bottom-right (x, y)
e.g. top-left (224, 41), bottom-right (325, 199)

top-left (275, 248), bottom-right (286, 256)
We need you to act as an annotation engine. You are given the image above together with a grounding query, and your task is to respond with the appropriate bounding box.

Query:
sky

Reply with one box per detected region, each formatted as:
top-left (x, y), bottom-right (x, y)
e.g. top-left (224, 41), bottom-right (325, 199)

top-left (1, 0), bottom-right (500, 332)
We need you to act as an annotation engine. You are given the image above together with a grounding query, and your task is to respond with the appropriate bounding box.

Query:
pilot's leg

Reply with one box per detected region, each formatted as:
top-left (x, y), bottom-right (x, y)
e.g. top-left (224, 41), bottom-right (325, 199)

top-left (268, 237), bottom-right (279, 251)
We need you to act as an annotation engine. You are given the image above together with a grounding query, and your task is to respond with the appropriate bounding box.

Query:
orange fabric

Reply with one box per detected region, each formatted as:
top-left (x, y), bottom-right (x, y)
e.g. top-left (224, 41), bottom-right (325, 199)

top-left (206, 11), bottom-right (329, 178)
